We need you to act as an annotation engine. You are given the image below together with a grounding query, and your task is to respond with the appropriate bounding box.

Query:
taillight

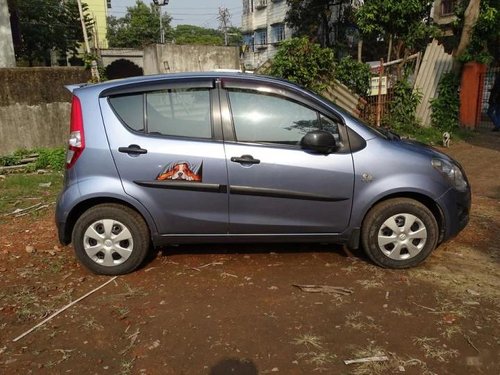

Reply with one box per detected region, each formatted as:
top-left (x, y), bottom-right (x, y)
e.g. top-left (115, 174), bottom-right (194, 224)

top-left (66, 96), bottom-right (85, 169)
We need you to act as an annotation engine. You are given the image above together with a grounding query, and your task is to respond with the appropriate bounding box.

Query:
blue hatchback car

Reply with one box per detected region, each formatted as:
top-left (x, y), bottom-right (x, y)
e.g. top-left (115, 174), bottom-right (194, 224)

top-left (56, 72), bottom-right (470, 275)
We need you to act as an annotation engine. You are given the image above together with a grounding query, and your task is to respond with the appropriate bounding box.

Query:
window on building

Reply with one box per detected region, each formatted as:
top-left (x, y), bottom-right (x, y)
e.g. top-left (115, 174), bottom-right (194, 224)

top-left (271, 23), bottom-right (285, 43)
top-left (243, 34), bottom-right (254, 52)
top-left (254, 29), bottom-right (267, 47)
top-left (441, 0), bottom-right (457, 16)
top-left (255, 0), bottom-right (268, 10)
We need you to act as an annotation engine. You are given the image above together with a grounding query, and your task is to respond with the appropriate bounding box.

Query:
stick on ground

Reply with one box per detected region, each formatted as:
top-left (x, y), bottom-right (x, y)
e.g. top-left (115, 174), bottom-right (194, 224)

top-left (13, 276), bottom-right (118, 342)
top-left (344, 355), bottom-right (389, 365)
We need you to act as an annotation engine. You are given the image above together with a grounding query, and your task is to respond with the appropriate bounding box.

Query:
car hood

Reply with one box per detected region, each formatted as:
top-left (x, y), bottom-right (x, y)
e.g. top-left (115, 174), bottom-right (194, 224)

top-left (393, 139), bottom-right (455, 162)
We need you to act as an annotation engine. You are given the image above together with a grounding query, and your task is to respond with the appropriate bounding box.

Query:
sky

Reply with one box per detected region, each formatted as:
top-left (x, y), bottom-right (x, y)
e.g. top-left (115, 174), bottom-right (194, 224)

top-left (110, 0), bottom-right (243, 29)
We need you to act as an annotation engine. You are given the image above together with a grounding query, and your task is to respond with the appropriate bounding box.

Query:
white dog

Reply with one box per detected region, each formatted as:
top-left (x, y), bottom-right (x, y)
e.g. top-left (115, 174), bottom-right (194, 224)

top-left (442, 132), bottom-right (451, 148)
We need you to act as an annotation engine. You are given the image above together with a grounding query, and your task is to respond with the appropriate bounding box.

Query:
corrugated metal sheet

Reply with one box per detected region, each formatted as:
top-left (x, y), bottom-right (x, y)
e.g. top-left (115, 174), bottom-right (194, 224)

top-left (322, 80), bottom-right (365, 118)
top-left (414, 39), bottom-right (453, 127)
top-left (255, 61), bottom-right (364, 118)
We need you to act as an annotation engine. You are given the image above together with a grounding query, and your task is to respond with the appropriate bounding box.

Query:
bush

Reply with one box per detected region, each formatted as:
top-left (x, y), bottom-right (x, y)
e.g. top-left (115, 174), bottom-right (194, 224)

top-left (430, 72), bottom-right (460, 132)
top-left (0, 147), bottom-right (66, 171)
top-left (386, 77), bottom-right (422, 132)
top-left (267, 37), bottom-right (335, 92)
top-left (35, 147), bottom-right (66, 171)
top-left (334, 56), bottom-right (371, 96)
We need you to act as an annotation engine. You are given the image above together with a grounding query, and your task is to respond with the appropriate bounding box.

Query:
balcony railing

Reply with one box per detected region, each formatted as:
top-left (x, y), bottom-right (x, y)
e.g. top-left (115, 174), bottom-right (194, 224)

top-left (255, 1), bottom-right (268, 10)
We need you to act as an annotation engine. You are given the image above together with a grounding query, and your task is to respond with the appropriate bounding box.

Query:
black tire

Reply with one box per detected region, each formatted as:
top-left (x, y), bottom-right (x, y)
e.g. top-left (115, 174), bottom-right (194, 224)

top-left (361, 198), bottom-right (438, 268)
top-left (72, 203), bottom-right (151, 275)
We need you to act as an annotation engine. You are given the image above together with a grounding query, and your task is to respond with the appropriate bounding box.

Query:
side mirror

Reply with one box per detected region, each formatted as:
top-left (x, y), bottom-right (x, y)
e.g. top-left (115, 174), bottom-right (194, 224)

top-left (300, 130), bottom-right (337, 154)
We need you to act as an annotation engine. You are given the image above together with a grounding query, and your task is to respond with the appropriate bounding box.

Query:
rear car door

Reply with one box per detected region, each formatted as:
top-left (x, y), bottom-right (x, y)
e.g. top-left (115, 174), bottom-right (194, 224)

top-left (220, 80), bottom-right (355, 234)
top-left (99, 79), bottom-right (228, 235)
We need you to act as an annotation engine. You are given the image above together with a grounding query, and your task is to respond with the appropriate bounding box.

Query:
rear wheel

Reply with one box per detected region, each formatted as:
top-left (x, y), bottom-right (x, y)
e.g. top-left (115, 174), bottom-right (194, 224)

top-left (72, 204), bottom-right (150, 275)
top-left (361, 198), bottom-right (438, 268)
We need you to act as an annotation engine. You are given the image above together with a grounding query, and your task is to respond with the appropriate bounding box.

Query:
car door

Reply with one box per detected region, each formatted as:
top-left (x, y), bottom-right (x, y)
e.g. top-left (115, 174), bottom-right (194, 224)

top-left (99, 79), bottom-right (228, 235)
top-left (220, 81), bottom-right (355, 234)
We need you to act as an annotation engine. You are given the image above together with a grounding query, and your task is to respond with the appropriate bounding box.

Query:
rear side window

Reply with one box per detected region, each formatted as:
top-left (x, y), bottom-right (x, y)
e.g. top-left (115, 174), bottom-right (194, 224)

top-left (108, 88), bottom-right (212, 139)
top-left (108, 94), bottom-right (144, 132)
top-left (146, 89), bottom-right (211, 138)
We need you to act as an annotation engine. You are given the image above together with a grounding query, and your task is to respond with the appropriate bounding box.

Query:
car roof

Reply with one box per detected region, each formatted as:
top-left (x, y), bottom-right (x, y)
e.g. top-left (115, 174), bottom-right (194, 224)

top-left (71, 71), bottom-right (377, 141)
top-left (74, 72), bottom-right (294, 92)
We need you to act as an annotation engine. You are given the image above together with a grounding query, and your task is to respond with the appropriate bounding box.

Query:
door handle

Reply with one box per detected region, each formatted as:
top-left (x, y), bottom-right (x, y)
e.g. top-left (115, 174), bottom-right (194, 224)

top-left (118, 144), bottom-right (148, 155)
top-left (230, 155), bottom-right (260, 164)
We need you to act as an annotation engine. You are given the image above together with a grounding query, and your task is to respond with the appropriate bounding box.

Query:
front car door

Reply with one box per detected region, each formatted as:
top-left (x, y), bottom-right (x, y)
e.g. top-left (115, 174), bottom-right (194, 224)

top-left (220, 79), bottom-right (355, 235)
top-left (100, 79), bottom-right (228, 235)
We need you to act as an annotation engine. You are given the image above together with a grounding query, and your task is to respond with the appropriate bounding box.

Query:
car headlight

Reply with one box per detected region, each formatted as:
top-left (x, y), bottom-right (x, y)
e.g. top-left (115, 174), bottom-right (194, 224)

top-left (431, 158), bottom-right (468, 192)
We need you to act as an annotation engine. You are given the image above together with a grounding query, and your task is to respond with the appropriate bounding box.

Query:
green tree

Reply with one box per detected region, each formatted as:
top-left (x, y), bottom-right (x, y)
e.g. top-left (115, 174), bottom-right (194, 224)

top-left (107, 0), bottom-right (172, 48)
top-left (285, 0), bottom-right (356, 52)
top-left (267, 37), bottom-right (335, 92)
top-left (430, 72), bottom-right (460, 131)
top-left (334, 56), bottom-right (371, 96)
top-left (452, 0), bottom-right (500, 65)
top-left (10, 0), bottom-right (92, 66)
top-left (355, 0), bottom-right (438, 60)
top-left (172, 25), bottom-right (242, 46)
top-left (386, 77), bottom-right (422, 131)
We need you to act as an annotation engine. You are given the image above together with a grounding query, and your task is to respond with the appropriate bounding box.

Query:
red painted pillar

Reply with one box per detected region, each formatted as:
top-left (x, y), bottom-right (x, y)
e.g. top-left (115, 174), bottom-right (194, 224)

top-left (460, 62), bottom-right (487, 128)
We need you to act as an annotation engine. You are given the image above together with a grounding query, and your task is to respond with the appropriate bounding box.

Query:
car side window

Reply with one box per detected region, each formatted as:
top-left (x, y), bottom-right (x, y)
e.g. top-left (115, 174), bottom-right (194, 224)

top-left (108, 94), bottom-right (144, 132)
top-left (146, 88), bottom-right (212, 139)
top-left (227, 89), bottom-right (320, 145)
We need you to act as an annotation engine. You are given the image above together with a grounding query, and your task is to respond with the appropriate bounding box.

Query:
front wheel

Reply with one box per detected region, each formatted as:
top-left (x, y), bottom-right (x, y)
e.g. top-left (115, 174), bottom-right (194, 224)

top-left (361, 198), bottom-right (439, 268)
top-left (72, 204), bottom-right (151, 275)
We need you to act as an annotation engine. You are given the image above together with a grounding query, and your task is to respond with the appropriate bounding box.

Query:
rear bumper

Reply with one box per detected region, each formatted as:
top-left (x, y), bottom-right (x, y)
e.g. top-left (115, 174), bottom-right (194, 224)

top-left (55, 191), bottom-right (71, 245)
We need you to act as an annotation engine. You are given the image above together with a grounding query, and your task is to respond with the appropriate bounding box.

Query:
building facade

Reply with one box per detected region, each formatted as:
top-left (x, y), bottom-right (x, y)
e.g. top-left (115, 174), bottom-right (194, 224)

top-left (432, 0), bottom-right (457, 36)
top-left (241, 0), bottom-right (291, 69)
top-left (85, 0), bottom-right (109, 49)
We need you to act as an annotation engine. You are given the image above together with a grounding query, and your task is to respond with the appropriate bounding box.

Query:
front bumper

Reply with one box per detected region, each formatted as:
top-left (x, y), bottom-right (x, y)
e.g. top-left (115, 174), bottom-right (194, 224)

top-left (437, 186), bottom-right (471, 241)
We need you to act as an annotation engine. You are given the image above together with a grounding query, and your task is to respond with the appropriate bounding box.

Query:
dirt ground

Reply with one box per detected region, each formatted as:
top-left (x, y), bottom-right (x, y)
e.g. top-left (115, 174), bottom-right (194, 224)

top-left (0, 131), bottom-right (499, 375)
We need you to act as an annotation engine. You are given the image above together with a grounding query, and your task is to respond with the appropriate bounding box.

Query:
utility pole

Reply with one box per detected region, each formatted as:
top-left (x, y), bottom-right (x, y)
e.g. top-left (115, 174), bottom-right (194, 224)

top-left (153, 0), bottom-right (169, 44)
top-left (217, 7), bottom-right (231, 46)
top-left (76, 0), bottom-right (100, 81)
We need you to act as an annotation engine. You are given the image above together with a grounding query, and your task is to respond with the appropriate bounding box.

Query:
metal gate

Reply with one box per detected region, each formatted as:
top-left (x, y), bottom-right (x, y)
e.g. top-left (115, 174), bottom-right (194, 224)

top-left (477, 67), bottom-right (500, 129)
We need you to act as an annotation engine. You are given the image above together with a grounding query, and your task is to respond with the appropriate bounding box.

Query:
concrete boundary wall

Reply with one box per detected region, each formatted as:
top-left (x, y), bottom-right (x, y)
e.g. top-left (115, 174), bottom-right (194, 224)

top-left (0, 68), bottom-right (90, 154)
top-left (144, 44), bottom-right (240, 74)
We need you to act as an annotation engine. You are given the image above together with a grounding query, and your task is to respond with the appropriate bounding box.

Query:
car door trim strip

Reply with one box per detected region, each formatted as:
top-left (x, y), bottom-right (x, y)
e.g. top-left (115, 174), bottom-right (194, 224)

top-left (229, 185), bottom-right (348, 202)
top-left (134, 180), bottom-right (227, 193)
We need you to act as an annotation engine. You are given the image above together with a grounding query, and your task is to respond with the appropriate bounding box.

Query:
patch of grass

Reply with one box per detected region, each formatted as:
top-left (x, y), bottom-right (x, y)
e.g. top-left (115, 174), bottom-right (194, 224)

top-left (345, 311), bottom-right (381, 331)
top-left (2, 283), bottom-right (75, 322)
top-left (397, 126), bottom-right (475, 146)
top-left (439, 325), bottom-right (462, 340)
top-left (39, 256), bottom-right (71, 275)
top-left (113, 305), bottom-right (130, 320)
top-left (292, 334), bottom-right (324, 349)
top-left (120, 358), bottom-right (135, 375)
top-left (356, 278), bottom-right (384, 289)
top-left (82, 316), bottom-right (104, 331)
top-left (391, 308), bottom-right (413, 317)
top-left (3, 285), bottom-right (53, 322)
top-left (0, 172), bottom-right (62, 215)
top-left (412, 337), bottom-right (459, 363)
top-left (347, 344), bottom-right (392, 375)
top-left (293, 334), bottom-right (336, 371)
top-left (35, 147), bottom-right (66, 171)
top-left (0, 147), bottom-right (65, 171)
